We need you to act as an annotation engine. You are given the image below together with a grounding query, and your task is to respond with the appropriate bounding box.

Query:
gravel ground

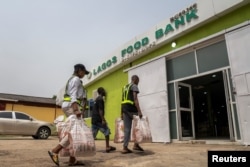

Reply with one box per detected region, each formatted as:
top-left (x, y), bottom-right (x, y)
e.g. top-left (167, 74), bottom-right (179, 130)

top-left (0, 136), bottom-right (250, 167)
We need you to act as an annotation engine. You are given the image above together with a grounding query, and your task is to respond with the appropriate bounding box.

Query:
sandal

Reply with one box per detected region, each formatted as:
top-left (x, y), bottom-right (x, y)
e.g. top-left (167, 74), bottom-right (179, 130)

top-left (106, 146), bottom-right (116, 153)
top-left (48, 150), bottom-right (59, 166)
top-left (133, 144), bottom-right (144, 151)
top-left (68, 160), bottom-right (85, 166)
top-left (121, 148), bottom-right (133, 154)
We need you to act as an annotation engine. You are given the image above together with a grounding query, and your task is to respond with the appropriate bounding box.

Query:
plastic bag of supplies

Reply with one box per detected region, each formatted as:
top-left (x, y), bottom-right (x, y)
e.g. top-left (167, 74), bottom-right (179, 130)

top-left (131, 115), bottom-right (152, 143)
top-left (59, 115), bottom-right (96, 157)
top-left (114, 118), bottom-right (124, 143)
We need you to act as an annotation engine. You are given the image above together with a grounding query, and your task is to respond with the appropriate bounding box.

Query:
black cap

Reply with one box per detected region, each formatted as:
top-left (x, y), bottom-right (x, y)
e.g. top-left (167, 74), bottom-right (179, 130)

top-left (74, 64), bottom-right (90, 74)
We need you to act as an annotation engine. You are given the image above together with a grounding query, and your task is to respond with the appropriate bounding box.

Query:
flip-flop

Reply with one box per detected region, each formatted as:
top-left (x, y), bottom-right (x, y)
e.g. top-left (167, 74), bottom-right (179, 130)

top-left (133, 145), bottom-right (144, 151)
top-left (121, 148), bottom-right (133, 154)
top-left (68, 160), bottom-right (85, 166)
top-left (106, 146), bottom-right (116, 153)
top-left (48, 150), bottom-right (59, 166)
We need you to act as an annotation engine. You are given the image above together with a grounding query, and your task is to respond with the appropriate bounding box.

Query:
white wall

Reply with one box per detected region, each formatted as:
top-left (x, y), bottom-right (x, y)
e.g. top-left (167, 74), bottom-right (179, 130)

top-left (226, 24), bottom-right (250, 145)
top-left (128, 57), bottom-right (170, 142)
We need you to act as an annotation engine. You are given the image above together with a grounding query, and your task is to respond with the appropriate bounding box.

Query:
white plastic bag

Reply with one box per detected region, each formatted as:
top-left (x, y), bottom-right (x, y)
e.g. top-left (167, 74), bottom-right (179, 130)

top-left (131, 115), bottom-right (152, 143)
top-left (69, 121), bottom-right (96, 157)
top-left (59, 115), bottom-right (96, 157)
top-left (114, 118), bottom-right (124, 143)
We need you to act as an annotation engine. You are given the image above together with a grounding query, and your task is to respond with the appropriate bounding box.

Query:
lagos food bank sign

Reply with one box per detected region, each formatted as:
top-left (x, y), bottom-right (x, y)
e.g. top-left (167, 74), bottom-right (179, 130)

top-left (91, 3), bottom-right (198, 78)
top-left (156, 3), bottom-right (198, 40)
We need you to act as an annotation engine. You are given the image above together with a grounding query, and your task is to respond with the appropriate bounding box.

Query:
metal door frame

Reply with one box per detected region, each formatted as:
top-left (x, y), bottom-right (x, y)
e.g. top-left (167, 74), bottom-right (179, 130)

top-left (176, 82), bottom-right (195, 140)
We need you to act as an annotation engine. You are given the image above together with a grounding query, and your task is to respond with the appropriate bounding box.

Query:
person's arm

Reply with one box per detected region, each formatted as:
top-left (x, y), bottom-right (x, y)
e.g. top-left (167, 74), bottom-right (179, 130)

top-left (81, 98), bottom-right (87, 118)
top-left (68, 77), bottom-right (79, 112)
top-left (99, 109), bottom-right (106, 124)
top-left (71, 102), bottom-right (78, 112)
top-left (121, 87), bottom-right (124, 120)
top-left (133, 91), bottom-right (142, 118)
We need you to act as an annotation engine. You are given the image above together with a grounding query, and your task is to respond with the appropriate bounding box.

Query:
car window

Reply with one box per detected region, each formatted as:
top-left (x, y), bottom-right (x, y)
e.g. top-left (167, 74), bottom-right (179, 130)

top-left (15, 112), bottom-right (30, 120)
top-left (0, 112), bottom-right (12, 119)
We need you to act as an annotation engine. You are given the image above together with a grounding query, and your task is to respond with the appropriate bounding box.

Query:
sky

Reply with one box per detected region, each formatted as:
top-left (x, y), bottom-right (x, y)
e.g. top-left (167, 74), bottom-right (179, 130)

top-left (0, 0), bottom-right (194, 98)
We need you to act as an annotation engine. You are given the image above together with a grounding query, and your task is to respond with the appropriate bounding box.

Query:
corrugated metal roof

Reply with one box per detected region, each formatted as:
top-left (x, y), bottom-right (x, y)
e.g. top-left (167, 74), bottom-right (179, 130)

top-left (0, 93), bottom-right (56, 105)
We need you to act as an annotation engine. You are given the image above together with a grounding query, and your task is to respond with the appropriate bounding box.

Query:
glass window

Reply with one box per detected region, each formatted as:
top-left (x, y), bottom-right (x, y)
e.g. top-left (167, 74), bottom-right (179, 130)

top-left (169, 111), bottom-right (177, 139)
top-left (168, 83), bottom-right (176, 110)
top-left (167, 52), bottom-right (196, 81)
top-left (178, 85), bottom-right (191, 108)
top-left (181, 111), bottom-right (193, 137)
top-left (197, 40), bottom-right (229, 73)
top-left (15, 112), bottom-right (30, 120)
top-left (0, 112), bottom-right (12, 119)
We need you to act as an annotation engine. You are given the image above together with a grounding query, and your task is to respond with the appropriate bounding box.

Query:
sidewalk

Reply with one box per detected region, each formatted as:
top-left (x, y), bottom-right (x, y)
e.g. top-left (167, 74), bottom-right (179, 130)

top-left (0, 136), bottom-right (250, 167)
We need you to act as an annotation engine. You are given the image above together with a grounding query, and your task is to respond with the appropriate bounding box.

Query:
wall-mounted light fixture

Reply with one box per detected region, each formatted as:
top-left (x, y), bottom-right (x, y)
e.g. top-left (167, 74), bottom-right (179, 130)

top-left (171, 42), bottom-right (176, 48)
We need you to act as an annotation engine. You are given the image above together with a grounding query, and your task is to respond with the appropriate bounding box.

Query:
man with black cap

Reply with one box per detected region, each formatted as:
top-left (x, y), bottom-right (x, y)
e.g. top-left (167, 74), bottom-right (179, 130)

top-left (62, 63), bottom-right (90, 117)
top-left (48, 63), bottom-right (90, 166)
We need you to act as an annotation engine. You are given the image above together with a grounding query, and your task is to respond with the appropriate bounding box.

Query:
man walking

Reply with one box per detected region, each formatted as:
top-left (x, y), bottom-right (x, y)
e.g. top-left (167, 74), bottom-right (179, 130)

top-left (121, 75), bottom-right (144, 154)
top-left (91, 87), bottom-right (116, 153)
top-left (48, 63), bottom-right (89, 166)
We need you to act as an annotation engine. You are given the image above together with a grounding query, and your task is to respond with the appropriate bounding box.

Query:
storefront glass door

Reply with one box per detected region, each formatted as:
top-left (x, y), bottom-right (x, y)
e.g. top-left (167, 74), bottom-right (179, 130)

top-left (177, 82), bottom-right (195, 140)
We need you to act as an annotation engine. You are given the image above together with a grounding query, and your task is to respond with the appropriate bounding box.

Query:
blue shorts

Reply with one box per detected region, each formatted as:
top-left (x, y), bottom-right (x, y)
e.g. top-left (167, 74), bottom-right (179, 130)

top-left (92, 123), bottom-right (111, 138)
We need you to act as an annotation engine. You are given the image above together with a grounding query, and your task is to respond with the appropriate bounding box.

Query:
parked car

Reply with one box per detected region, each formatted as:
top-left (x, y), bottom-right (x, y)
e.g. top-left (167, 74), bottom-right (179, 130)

top-left (0, 111), bottom-right (54, 139)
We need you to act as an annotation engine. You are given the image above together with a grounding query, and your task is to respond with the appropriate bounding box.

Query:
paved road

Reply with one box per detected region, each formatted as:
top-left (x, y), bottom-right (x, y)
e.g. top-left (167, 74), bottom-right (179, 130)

top-left (0, 136), bottom-right (250, 167)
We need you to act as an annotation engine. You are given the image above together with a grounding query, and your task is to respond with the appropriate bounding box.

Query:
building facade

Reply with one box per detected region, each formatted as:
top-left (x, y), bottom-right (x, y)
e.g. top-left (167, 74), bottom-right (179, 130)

top-left (83, 0), bottom-right (250, 144)
top-left (0, 93), bottom-right (63, 123)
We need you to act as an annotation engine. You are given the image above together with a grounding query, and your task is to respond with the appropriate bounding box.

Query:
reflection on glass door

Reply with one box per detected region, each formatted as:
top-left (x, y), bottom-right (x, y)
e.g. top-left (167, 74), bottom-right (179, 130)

top-left (177, 82), bottom-right (195, 140)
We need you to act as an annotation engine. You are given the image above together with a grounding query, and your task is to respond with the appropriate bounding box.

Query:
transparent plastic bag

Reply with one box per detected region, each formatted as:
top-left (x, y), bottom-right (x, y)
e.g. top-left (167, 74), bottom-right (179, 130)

top-left (59, 115), bottom-right (96, 157)
top-left (131, 115), bottom-right (152, 143)
top-left (114, 118), bottom-right (124, 143)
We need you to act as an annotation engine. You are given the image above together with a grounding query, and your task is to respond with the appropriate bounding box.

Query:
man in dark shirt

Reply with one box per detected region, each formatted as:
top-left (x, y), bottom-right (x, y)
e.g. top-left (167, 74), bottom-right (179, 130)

top-left (91, 87), bottom-right (116, 153)
top-left (121, 75), bottom-right (144, 154)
